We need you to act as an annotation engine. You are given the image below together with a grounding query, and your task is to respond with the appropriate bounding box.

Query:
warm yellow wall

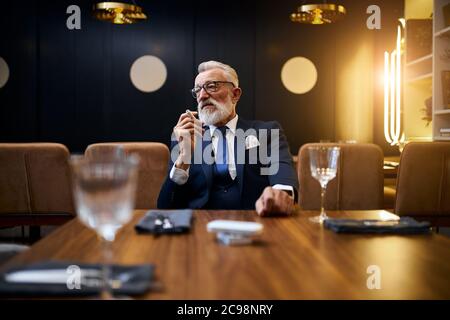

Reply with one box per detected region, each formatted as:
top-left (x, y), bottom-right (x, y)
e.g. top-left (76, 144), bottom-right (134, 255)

top-left (334, 1), bottom-right (433, 144)
top-left (403, 0), bottom-right (433, 140)
top-left (404, 79), bottom-right (433, 139)
top-left (335, 35), bottom-right (374, 143)
top-left (405, 0), bottom-right (433, 19)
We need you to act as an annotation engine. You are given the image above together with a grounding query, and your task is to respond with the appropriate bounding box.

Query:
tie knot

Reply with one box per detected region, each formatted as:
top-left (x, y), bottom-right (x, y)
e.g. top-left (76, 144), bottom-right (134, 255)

top-left (217, 126), bottom-right (228, 137)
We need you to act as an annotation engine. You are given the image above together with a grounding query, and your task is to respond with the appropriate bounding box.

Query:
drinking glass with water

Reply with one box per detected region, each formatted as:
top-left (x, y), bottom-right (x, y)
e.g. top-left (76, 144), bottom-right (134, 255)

top-left (70, 147), bottom-right (139, 298)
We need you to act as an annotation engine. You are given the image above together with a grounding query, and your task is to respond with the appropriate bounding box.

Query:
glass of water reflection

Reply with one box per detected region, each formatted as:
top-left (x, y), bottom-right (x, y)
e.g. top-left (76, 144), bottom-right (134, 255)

top-left (308, 146), bottom-right (340, 224)
top-left (70, 148), bottom-right (139, 299)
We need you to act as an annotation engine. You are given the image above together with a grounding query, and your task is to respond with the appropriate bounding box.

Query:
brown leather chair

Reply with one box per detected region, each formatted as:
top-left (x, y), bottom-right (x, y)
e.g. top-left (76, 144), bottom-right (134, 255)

top-left (395, 142), bottom-right (450, 226)
top-left (0, 143), bottom-right (75, 230)
top-left (85, 142), bottom-right (170, 209)
top-left (298, 143), bottom-right (384, 210)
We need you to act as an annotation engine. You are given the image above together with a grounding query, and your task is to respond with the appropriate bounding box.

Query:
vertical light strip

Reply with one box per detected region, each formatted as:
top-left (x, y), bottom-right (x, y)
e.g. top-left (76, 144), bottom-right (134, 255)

top-left (384, 51), bottom-right (393, 144)
top-left (384, 24), bottom-right (403, 146)
top-left (394, 25), bottom-right (402, 143)
top-left (390, 50), bottom-right (397, 145)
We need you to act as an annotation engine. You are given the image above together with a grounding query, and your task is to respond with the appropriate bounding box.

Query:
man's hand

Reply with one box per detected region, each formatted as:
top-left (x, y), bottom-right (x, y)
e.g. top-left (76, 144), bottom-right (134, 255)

top-left (173, 111), bottom-right (203, 171)
top-left (255, 186), bottom-right (294, 217)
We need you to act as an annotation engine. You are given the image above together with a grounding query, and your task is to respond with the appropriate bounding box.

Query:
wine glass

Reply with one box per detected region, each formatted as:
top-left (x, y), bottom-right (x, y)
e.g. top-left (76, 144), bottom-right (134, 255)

top-left (308, 146), bottom-right (340, 224)
top-left (70, 150), bottom-right (139, 299)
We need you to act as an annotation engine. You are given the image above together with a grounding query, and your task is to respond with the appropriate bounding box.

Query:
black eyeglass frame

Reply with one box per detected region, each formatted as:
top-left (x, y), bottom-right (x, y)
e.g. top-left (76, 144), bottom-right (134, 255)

top-left (191, 81), bottom-right (236, 99)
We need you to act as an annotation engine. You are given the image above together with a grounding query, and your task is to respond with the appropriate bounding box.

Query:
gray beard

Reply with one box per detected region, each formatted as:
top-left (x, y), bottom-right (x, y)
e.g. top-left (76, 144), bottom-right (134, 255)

top-left (198, 99), bottom-right (233, 126)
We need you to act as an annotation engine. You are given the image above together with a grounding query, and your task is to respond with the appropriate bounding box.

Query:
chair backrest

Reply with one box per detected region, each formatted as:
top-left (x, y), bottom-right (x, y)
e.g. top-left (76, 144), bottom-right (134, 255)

top-left (0, 143), bottom-right (74, 214)
top-left (395, 142), bottom-right (450, 225)
top-left (298, 143), bottom-right (384, 210)
top-left (85, 142), bottom-right (170, 209)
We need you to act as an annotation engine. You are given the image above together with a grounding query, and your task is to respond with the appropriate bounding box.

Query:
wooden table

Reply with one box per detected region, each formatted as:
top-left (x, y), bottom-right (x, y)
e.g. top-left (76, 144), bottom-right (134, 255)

top-left (383, 156), bottom-right (400, 179)
top-left (2, 210), bottom-right (450, 299)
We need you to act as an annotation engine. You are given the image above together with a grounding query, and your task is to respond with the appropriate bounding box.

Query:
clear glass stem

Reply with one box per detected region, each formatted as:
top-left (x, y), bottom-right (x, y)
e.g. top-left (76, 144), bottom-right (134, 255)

top-left (319, 185), bottom-right (328, 222)
top-left (100, 237), bottom-right (113, 300)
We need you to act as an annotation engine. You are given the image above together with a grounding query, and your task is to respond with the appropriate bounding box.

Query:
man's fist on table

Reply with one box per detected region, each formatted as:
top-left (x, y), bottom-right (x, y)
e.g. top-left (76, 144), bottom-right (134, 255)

top-left (255, 186), bottom-right (294, 217)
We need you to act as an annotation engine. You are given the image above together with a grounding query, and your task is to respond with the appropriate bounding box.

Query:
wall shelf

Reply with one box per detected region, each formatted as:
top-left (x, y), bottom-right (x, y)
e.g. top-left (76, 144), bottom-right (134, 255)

top-left (432, 0), bottom-right (450, 141)
top-left (406, 54), bottom-right (432, 67)
top-left (435, 25), bottom-right (450, 37)
top-left (434, 109), bottom-right (450, 115)
top-left (406, 72), bottom-right (432, 83)
top-left (403, 0), bottom-right (434, 140)
top-left (434, 136), bottom-right (450, 140)
top-left (405, 53), bottom-right (432, 80)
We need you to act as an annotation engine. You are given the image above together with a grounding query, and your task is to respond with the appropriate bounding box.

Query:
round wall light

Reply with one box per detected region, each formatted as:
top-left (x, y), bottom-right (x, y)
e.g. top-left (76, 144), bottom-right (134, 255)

top-left (130, 55), bottom-right (167, 93)
top-left (281, 57), bottom-right (317, 94)
top-left (0, 57), bottom-right (10, 89)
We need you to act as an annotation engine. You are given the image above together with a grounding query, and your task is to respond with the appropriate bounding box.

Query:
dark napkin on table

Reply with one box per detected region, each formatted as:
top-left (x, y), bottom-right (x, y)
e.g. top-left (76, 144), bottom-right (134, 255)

top-left (135, 209), bottom-right (193, 234)
top-left (324, 217), bottom-right (431, 234)
top-left (0, 260), bottom-right (154, 297)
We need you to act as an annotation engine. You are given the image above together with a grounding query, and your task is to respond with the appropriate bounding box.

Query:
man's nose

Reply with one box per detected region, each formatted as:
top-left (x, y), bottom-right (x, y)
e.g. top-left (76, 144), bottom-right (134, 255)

top-left (198, 87), bottom-right (210, 101)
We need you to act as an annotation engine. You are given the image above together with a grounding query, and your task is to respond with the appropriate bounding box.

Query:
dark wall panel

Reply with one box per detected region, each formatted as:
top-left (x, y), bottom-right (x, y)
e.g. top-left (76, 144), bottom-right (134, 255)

top-left (0, 0), bottom-right (403, 155)
top-left (73, 2), bottom-right (111, 150)
top-left (106, 1), bottom-right (194, 145)
top-left (194, 0), bottom-right (256, 121)
top-left (0, 1), bottom-right (38, 141)
top-left (255, 0), bottom-right (336, 152)
top-left (35, 0), bottom-right (195, 151)
top-left (39, 0), bottom-right (79, 148)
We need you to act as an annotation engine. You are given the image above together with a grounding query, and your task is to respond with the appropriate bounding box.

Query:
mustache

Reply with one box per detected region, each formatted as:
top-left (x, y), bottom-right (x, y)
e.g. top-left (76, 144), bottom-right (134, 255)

top-left (198, 99), bottom-right (219, 109)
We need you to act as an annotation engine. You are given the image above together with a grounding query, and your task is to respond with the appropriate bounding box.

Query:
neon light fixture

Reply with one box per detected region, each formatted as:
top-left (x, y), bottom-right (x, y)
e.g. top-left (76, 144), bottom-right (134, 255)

top-left (384, 22), bottom-right (405, 146)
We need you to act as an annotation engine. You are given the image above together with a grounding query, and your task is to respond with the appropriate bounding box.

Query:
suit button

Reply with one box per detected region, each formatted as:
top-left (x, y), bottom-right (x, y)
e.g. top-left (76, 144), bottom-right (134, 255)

top-left (224, 189), bottom-right (228, 193)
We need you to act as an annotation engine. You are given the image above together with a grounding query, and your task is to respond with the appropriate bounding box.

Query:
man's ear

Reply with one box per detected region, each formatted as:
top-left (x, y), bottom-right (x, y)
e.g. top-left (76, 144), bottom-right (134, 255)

top-left (231, 87), bottom-right (242, 104)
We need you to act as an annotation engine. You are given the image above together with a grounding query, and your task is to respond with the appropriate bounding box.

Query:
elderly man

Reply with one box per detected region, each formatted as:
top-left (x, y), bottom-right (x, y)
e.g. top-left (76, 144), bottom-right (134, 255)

top-left (157, 61), bottom-right (298, 216)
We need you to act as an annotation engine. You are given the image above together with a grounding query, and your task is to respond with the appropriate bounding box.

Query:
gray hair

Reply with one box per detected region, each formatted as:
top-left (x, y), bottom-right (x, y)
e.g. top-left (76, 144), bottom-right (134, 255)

top-left (197, 61), bottom-right (239, 87)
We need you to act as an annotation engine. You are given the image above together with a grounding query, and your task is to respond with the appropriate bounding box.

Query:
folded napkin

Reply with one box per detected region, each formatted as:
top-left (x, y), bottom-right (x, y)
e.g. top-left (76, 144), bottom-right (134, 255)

top-left (324, 217), bottom-right (431, 234)
top-left (0, 260), bottom-right (154, 297)
top-left (135, 209), bottom-right (193, 234)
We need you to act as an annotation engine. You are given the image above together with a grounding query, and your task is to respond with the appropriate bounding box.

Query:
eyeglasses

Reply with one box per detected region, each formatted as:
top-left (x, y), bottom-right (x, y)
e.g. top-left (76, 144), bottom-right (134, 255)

top-left (191, 81), bottom-right (235, 99)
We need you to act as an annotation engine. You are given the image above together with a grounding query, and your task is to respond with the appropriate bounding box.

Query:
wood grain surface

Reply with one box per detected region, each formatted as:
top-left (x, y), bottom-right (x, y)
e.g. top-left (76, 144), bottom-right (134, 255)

top-left (2, 210), bottom-right (450, 299)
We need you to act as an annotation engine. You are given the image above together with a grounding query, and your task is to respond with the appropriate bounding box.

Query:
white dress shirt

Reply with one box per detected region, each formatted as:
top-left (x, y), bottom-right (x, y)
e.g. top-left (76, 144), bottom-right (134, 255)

top-left (170, 115), bottom-right (294, 197)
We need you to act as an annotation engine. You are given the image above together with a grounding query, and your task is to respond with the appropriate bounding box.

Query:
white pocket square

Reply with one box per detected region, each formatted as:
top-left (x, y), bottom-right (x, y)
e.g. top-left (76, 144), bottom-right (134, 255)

top-left (245, 135), bottom-right (260, 149)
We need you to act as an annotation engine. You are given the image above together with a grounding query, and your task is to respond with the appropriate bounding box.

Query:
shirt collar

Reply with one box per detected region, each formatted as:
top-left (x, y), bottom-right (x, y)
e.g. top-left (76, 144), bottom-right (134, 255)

top-left (209, 114), bottom-right (238, 136)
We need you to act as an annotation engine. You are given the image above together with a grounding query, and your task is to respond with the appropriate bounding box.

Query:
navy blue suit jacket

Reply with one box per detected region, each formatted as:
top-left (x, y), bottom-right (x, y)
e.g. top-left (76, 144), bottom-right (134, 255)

top-left (157, 118), bottom-right (298, 209)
